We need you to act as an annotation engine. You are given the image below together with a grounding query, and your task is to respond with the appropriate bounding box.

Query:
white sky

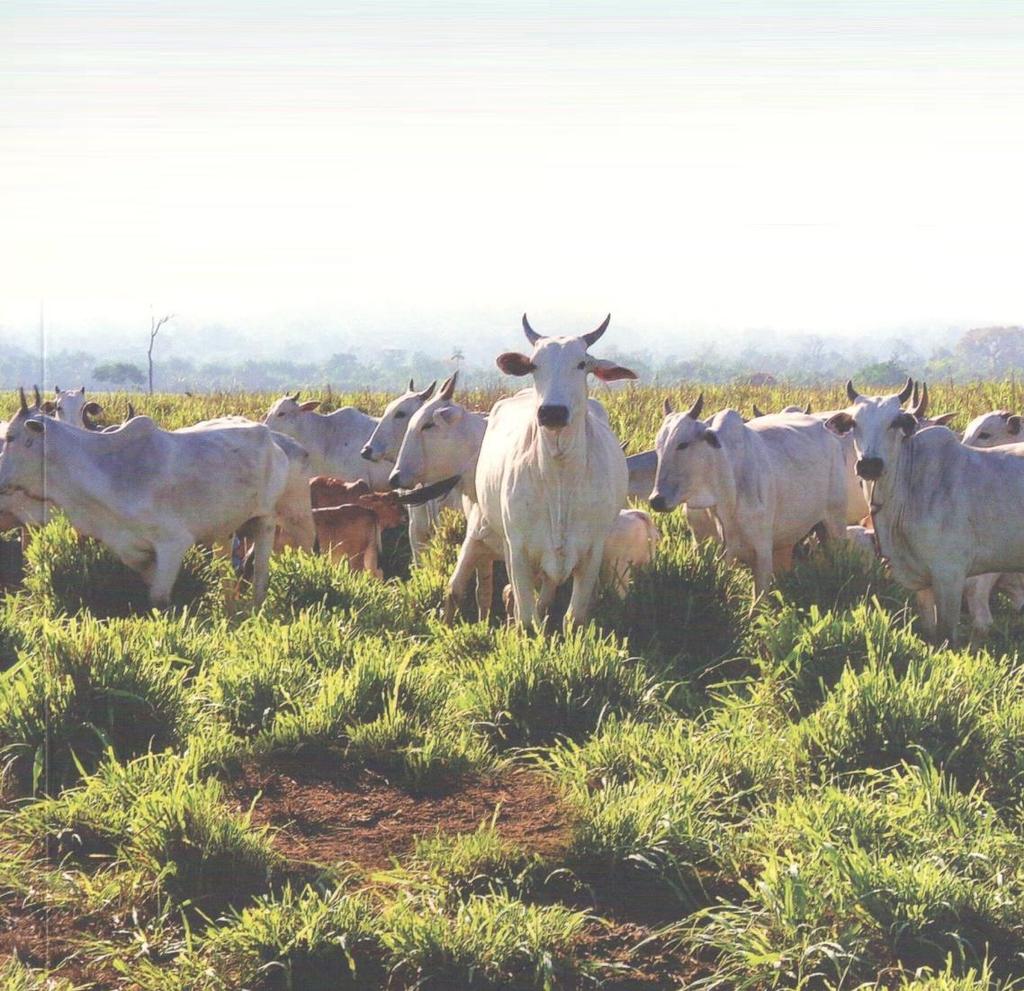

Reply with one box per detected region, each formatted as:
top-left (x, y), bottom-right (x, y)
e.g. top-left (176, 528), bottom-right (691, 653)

top-left (3, 0), bottom-right (1024, 350)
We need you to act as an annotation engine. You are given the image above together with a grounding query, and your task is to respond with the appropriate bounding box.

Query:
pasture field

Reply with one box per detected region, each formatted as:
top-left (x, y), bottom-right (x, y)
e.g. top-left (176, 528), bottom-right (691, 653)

top-left (5, 382), bottom-right (1024, 989)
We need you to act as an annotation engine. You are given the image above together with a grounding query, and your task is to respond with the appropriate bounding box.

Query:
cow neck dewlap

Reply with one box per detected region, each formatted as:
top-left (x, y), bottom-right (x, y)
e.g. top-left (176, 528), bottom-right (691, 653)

top-left (533, 405), bottom-right (590, 470)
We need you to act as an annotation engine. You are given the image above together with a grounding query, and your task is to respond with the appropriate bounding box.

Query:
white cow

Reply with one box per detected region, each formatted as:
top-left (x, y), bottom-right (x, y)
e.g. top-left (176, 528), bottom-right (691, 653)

top-left (0, 414), bottom-right (289, 606)
top-left (956, 408), bottom-right (1024, 631)
top-left (49, 386), bottom-right (103, 429)
top-left (649, 396), bottom-right (848, 596)
top-left (825, 379), bottom-right (1024, 644)
top-left (263, 393), bottom-right (392, 491)
top-left (474, 314), bottom-right (635, 628)
top-left (361, 376), bottom-right (464, 562)
top-left (393, 380), bottom-right (661, 616)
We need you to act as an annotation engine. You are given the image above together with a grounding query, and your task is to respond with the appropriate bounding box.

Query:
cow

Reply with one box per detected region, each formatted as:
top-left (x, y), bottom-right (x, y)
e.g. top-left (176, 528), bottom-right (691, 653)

top-left (360, 375), bottom-right (465, 562)
top-left (601, 508), bottom-right (661, 596)
top-left (0, 413), bottom-right (289, 606)
top-left (474, 313), bottom-right (635, 628)
top-left (310, 475), bottom-right (371, 510)
top-left (49, 386), bottom-right (104, 430)
top-left (264, 392), bottom-right (392, 490)
top-left (312, 492), bottom-right (405, 578)
top-left (752, 402), bottom-right (811, 418)
top-left (0, 389), bottom-right (54, 532)
top-left (824, 378), bottom-right (1024, 644)
top-left (962, 410), bottom-right (1022, 448)
top-left (649, 395), bottom-right (848, 597)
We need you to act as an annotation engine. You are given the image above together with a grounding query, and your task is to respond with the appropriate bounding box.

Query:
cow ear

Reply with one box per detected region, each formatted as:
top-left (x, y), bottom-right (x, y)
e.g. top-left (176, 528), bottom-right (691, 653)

top-left (825, 412), bottom-right (855, 435)
top-left (433, 404), bottom-right (464, 427)
top-left (892, 412), bottom-right (917, 437)
top-left (932, 412), bottom-right (956, 427)
top-left (84, 401), bottom-right (103, 416)
top-left (590, 359), bottom-right (638, 382)
top-left (496, 352), bottom-right (535, 376)
top-left (703, 430), bottom-right (721, 449)
top-left (298, 400), bottom-right (321, 412)
top-left (1009, 415), bottom-right (1022, 435)
top-left (39, 401), bottom-right (56, 415)
top-left (25, 419), bottom-right (44, 434)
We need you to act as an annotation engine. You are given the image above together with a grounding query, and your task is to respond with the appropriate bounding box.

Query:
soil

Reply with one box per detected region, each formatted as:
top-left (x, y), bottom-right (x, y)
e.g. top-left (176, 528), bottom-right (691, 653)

top-left (0, 896), bottom-right (121, 989)
top-left (229, 753), bottom-right (572, 872)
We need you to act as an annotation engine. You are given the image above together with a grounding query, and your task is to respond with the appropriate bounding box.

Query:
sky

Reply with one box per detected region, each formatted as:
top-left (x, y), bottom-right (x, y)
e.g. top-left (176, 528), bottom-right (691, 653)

top-left (2, 0), bottom-right (1024, 357)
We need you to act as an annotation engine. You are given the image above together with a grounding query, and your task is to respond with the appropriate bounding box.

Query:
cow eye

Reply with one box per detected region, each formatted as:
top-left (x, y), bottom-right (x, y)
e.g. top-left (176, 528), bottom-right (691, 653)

top-left (422, 423), bottom-right (435, 431)
top-left (676, 441), bottom-right (689, 451)
top-left (979, 432), bottom-right (991, 439)
top-left (577, 361), bottom-right (586, 370)
top-left (277, 411), bottom-right (286, 416)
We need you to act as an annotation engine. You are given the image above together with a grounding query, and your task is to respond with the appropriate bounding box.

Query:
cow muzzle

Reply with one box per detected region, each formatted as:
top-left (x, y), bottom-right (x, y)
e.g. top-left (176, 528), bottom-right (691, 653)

top-left (855, 457), bottom-right (884, 481)
top-left (388, 469), bottom-right (405, 490)
top-left (360, 444), bottom-right (376, 462)
top-left (537, 404), bottom-right (569, 429)
top-left (648, 494), bottom-right (669, 513)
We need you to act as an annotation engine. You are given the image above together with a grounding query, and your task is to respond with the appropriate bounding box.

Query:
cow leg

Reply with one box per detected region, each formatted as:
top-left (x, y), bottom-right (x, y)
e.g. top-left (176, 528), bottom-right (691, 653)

top-left (565, 550), bottom-right (602, 629)
top-left (445, 535), bottom-right (486, 624)
top-left (933, 575), bottom-right (965, 646)
top-left (686, 507), bottom-right (719, 544)
top-left (147, 535), bottom-right (194, 608)
top-left (474, 558), bottom-right (494, 621)
top-left (751, 544), bottom-right (773, 599)
top-left (507, 545), bottom-right (538, 629)
top-left (915, 587), bottom-right (937, 640)
top-left (407, 505), bottom-right (432, 566)
top-left (364, 526), bottom-right (383, 579)
top-left (249, 516), bottom-right (277, 606)
top-left (965, 573), bottom-right (999, 635)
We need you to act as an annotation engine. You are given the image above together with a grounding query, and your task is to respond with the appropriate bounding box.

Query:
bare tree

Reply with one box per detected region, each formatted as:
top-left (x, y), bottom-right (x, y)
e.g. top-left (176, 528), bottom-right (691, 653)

top-left (147, 312), bottom-right (174, 395)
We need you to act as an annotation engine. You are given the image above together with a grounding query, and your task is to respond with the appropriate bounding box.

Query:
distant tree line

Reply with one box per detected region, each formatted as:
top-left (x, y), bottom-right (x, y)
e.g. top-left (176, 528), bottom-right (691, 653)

top-left (3, 325), bottom-right (1023, 394)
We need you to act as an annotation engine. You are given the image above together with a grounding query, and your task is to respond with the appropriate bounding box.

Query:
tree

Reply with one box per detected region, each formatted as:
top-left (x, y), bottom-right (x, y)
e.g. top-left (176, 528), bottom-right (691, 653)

top-left (957, 326), bottom-right (1024, 377)
top-left (94, 361), bottom-right (146, 387)
top-left (147, 312), bottom-right (174, 395)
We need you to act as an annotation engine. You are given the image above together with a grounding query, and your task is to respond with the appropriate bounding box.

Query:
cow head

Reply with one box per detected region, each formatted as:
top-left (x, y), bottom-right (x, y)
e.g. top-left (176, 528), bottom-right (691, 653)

top-left (825, 378), bottom-right (915, 481)
top-left (390, 374), bottom-right (466, 489)
top-left (362, 378), bottom-right (438, 463)
top-left (359, 492), bottom-right (405, 530)
top-left (264, 392), bottom-right (321, 428)
top-left (962, 409), bottom-right (1023, 449)
top-left (0, 415), bottom-right (47, 499)
top-left (648, 394), bottom-right (723, 512)
top-left (496, 314), bottom-right (636, 431)
top-left (53, 386), bottom-right (95, 427)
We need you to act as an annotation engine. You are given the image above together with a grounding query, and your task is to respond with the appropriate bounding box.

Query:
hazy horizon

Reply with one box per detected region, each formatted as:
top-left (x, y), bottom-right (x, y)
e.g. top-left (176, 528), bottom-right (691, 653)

top-left (4, 0), bottom-right (1023, 362)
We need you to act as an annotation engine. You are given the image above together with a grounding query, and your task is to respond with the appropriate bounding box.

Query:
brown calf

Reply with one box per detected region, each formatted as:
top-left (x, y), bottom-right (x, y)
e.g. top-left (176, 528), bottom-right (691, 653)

top-left (309, 475), bottom-right (371, 510)
top-left (312, 492), bottom-right (405, 578)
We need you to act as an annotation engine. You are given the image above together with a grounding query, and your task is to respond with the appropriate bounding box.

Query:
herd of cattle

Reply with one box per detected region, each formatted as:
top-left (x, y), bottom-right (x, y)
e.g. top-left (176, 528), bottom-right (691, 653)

top-left (3, 316), bottom-right (1024, 644)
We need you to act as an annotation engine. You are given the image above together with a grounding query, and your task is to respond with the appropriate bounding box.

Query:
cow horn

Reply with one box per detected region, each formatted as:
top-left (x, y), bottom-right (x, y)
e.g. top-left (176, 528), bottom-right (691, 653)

top-left (289, 391), bottom-right (300, 402)
top-left (417, 380), bottom-right (437, 402)
top-left (408, 377), bottom-right (415, 391)
top-left (583, 313), bottom-right (611, 348)
top-left (439, 371), bottom-right (458, 401)
top-left (54, 385), bottom-right (59, 394)
top-left (752, 403), bottom-right (765, 418)
top-left (846, 379), bottom-right (860, 403)
top-left (522, 313), bottom-right (542, 346)
top-left (686, 393), bottom-right (704, 420)
top-left (804, 402), bottom-right (812, 414)
top-left (895, 376), bottom-right (913, 403)
top-left (910, 381), bottom-right (929, 418)
top-left (18, 387), bottom-right (27, 411)
top-left (82, 407), bottom-right (97, 431)
top-left (663, 398), bottom-right (674, 416)
top-left (33, 386), bottom-right (41, 408)
top-left (127, 401), bottom-right (136, 420)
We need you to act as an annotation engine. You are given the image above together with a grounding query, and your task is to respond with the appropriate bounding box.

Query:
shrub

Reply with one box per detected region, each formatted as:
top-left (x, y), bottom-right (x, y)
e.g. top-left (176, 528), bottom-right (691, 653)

top-left (382, 890), bottom-right (588, 990)
top-left (773, 539), bottom-right (913, 615)
top-left (204, 884), bottom-right (383, 991)
top-left (449, 626), bottom-right (660, 749)
top-left (0, 616), bottom-right (196, 795)
top-left (600, 512), bottom-right (753, 678)
top-left (23, 516), bottom-right (228, 619)
top-left (128, 774), bottom-right (283, 916)
top-left (798, 648), bottom-right (1024, 804)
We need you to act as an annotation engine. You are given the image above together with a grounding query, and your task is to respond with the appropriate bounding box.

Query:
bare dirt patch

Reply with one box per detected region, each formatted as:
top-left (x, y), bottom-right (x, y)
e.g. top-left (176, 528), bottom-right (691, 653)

top-left (229, 753), bottom-right (571, 871)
